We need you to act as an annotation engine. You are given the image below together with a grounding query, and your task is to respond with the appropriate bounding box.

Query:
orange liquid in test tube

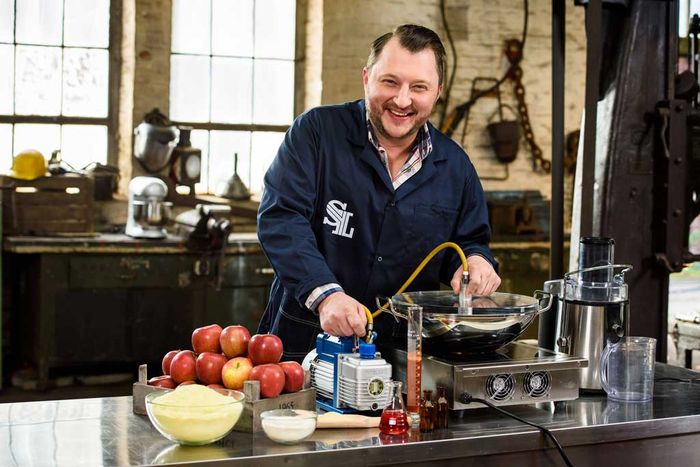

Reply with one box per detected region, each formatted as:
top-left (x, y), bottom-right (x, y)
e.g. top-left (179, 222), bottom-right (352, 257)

top-left (406, 351), bottom-right (422, 413)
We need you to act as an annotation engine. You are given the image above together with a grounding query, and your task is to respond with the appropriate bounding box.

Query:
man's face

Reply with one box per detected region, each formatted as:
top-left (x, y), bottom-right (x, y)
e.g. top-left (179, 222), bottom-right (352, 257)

top-left (363, 37), bottom-right (442, 148)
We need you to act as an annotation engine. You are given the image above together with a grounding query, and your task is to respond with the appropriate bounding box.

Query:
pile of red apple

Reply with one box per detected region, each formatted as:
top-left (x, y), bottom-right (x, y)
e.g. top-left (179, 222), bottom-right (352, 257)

top-left (147, 324), bottom-right (304, 399)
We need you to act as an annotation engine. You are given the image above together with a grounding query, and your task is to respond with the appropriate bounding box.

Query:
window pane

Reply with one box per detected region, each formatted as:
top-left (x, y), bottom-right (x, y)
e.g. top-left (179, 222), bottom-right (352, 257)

top-left (251, 131), bottom-right (284, 194)
top-left (172, 0), bottom-right (211, 55)
top-left (211, 57), bottom-right (252, 123)
top-left (16, 0), bottom-right (63, 46)
top-left (0, 124), bottom-right (12, 172)
top-left (254, 0), bottom-right (295, 59)
top-left (0, 44), bottom-right (13, 114)
top-left (253, 59), bottom-right (293, 125)
top-left (0, 0), bottom-right (14, 43)
top-left (170, 55), bottom-right (210, 122)
top-left (208, 130), bottom-right (251, 194)
top-left (191, 129), bottom-right (209, 193)
top-left (63, 48), bottom-right (108, 117)
top-left (13, 123), bottom-right (60, 161)
top-left (64, 0), bottom-right (110, 48)
top-left (62, 125), bottom-right (107, 168)
top-left (212, 0), bottom-right (253, 57)
top-left (15, 45), bottom-right (61, 115)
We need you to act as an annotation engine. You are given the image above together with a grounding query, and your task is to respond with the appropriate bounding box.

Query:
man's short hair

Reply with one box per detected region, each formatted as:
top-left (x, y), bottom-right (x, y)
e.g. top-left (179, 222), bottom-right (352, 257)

top-left (367, 24), bottom-right (446, 86)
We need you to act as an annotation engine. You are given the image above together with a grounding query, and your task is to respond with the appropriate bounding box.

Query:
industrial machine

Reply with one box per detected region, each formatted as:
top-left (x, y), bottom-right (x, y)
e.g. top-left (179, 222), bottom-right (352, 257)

top-left (537, 0), bottom-right (700, 363)
top-left (125, 176), bottom-right (172, 239)
top-left (303, 334), bottom-right (392, 413)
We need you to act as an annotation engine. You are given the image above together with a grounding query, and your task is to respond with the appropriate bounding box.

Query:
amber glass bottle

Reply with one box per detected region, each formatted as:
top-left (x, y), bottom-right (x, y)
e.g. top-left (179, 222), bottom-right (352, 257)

top-left (419, 389), bottom-right (435, 433)
top-left (435, 386), bottom-right (449, 429)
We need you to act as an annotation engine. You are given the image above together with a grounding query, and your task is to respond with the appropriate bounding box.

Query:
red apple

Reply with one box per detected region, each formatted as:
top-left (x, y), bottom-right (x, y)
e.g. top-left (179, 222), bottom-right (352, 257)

top-left (220, 325), bottom-right (251, 358)
top-left (278, 361), bottom-right (304, 393)
top-left (169, 350), bottom-right (197, 384)
top-left (221, 357), bottom-right (253, 390)
top-left (207, 383), bottom-right (225, 390)
top-left (196, 352), bottom-right (227, 385)
top-left (248, 334), bottom-right (283, 365)
top-left (178, 380), bottom-right (196, 386)
top-left (148, 375), bottom-right (176, 389)
top-left (192, 324), bottom-right (223, 354)
top-left (249, 364), bottom-right (285, 398)
top-left (162, 350), bottom-right (180, 375)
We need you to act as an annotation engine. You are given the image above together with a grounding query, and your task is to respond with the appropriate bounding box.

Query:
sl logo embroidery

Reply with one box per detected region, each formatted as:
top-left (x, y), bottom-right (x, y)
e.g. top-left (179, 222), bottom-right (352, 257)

top-left (323, 199), bottom-right (355, 238)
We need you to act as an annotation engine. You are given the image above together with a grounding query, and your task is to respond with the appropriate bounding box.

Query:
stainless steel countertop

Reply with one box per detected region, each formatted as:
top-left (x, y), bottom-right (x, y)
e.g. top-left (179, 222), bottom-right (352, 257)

top-left (1, 364), bottom-right (699, 467)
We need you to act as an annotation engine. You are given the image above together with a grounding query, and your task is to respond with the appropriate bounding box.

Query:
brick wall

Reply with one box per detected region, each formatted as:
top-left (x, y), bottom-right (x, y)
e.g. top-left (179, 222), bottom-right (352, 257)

top-left (318, 0), bottom-right (587, 198)
top-left (120, 0), bottom-right (586, 199)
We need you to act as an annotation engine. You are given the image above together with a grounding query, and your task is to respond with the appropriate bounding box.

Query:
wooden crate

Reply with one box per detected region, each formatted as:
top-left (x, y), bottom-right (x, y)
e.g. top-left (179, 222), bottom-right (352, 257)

top-left (132, 365), bottom-right (317, 433)
top-left (0, 175), bottom-right (94, 235)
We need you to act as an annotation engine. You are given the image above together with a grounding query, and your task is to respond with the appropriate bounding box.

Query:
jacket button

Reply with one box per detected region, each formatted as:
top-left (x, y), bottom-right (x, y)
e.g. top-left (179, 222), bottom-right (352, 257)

top-left (377, 256), bottom-right (383, 262)
top-left (389, 201), bottom-right (396, 207)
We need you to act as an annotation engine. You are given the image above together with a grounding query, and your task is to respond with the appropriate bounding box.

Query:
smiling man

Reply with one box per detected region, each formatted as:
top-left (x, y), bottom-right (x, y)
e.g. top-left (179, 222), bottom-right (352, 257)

top-left (257, 24), bottom-right (500, 361)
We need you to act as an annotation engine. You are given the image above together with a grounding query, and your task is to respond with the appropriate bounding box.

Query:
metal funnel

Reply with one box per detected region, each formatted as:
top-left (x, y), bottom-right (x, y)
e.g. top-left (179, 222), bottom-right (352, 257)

top-left (216, 152), bottom-right (251, 200)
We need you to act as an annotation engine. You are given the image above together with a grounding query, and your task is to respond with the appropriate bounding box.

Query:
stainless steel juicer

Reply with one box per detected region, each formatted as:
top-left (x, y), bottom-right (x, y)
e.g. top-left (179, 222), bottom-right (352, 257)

top-left (543, 237), bottom-right (632, 392)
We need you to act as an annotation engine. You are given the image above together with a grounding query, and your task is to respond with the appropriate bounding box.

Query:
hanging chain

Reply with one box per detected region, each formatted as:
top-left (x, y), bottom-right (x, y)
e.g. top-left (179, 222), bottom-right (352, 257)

top-left (505, 40), bottom-right (551, 173)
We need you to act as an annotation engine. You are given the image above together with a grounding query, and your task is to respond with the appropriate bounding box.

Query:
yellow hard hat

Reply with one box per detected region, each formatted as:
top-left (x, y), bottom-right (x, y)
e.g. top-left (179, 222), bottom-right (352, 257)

top-left (11, 149), bottom-right (47, 180)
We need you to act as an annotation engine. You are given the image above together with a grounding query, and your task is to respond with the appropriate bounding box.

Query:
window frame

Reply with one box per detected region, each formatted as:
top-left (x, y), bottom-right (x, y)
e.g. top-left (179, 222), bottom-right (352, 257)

top-left (0, 0), bottom-right (121, 167)
top-left (168, 0), bottom-right (299, 193)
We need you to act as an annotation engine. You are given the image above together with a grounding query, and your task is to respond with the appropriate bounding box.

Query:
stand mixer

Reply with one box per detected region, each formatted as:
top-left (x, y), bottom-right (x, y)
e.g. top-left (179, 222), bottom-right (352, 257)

top-left (126, 177), bottom-right (172, 239)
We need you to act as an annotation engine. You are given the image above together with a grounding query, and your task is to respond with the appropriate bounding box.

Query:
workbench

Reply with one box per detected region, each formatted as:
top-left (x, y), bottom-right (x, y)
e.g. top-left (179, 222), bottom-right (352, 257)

top-left (0, 363), bottom-right (698, 466)
top-left (2, 233), bottom-right (273, 390)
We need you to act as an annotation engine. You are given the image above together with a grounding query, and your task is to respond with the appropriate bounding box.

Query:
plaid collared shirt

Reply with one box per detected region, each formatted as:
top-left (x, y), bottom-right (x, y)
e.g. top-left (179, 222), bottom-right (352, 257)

top-left (366, 114), bottom-right (433, 189)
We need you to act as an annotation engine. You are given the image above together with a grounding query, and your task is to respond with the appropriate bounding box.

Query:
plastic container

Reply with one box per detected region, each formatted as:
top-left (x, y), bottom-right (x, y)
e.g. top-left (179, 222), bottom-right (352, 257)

top-left (145, 385), bottom-right (245, 445)
top-left (260, 409), bottom-right (317, 444)
top-left (600, 336), bottom-right (656, 402)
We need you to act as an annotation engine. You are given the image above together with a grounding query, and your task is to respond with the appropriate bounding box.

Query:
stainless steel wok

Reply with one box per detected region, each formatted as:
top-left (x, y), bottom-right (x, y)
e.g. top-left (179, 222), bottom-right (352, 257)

top-left (380, 291), bottom-right (553, 355)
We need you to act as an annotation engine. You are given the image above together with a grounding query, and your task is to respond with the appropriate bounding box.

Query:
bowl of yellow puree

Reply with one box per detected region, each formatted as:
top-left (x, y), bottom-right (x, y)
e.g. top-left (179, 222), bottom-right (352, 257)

top-left (146, 384), bottom-right (245, 445)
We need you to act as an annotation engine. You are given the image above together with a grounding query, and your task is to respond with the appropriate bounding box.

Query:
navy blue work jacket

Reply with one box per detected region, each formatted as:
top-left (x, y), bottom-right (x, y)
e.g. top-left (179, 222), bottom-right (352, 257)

top-left (257, 99), bottom-right (496, 361)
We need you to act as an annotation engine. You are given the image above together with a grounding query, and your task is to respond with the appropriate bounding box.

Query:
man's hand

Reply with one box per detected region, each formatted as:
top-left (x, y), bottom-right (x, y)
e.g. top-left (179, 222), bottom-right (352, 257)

top-left (450, 255), bottom-right (501, 296)
top-left (317, 292), bottom-right (368, 337)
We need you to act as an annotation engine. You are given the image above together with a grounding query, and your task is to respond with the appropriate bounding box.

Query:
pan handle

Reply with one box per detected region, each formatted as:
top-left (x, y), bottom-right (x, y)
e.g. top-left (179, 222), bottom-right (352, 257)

top-left (533, 290), bottom-right (554, 314)
top-left (375, 296), bottom-right (401, 323)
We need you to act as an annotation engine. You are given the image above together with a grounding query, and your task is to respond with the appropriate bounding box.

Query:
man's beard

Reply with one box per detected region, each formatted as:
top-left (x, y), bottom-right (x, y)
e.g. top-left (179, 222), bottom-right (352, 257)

top-left (366, 100), bottom-right (427, 143)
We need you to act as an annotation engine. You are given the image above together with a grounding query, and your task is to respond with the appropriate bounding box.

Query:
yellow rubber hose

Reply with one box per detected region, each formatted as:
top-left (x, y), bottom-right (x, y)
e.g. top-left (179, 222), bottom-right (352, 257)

top-left (362, 242), bottom-right (469, 341)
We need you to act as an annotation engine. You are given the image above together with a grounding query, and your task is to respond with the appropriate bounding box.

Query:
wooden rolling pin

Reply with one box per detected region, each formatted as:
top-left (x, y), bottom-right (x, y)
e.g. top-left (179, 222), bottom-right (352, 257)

top-left (317, 412), bottom-right (381, 429)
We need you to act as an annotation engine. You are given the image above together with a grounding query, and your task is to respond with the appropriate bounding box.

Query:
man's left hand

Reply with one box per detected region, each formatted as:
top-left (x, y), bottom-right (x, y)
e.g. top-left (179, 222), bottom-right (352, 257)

top-left (450, 255), bottom-right (501, 296)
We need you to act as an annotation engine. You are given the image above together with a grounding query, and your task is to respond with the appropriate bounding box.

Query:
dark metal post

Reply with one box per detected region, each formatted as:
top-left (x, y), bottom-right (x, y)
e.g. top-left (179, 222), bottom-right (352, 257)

top-left (581, 0), bottom-right (602, 237)
top-left (540, 0), bottom-right (567, 351)
top-left (551, 0), bottom-right (565, 280)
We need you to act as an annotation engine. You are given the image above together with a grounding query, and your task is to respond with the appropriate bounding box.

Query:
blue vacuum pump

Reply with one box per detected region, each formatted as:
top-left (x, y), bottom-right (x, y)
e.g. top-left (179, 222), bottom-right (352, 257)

top-left (302, 333), bottom-right (392, 413)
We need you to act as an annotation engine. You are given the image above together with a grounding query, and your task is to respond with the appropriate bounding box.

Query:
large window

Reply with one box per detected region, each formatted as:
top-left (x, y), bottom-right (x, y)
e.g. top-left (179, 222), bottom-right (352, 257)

top-left (0, 0), bottom-right (112, 172)
top-left (170, 0), bottom-right (296, 194)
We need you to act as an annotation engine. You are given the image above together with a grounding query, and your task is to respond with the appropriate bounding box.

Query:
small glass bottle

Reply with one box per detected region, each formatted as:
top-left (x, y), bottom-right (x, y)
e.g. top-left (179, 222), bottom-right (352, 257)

top-left (435, 386), bottom-right (449, 429)
top-left (379, 381), bottom-right (410, 435)
top-left (419, 389), bottom-right (435, 433)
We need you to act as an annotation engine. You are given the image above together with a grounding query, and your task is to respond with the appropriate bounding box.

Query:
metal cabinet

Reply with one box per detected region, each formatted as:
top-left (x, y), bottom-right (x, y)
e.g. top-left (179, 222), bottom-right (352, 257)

top-left (5, 249), bottom-right (273, 389)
